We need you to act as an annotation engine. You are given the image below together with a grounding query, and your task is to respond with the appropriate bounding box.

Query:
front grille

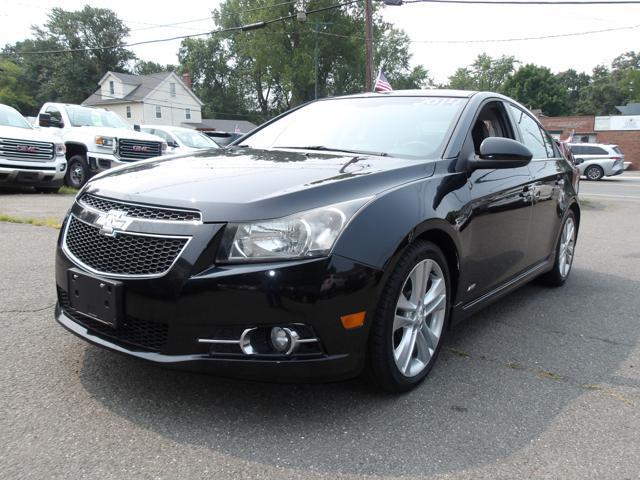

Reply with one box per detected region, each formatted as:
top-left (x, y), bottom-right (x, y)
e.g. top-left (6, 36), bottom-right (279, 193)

top-left (58, 288), bottom-right (168, 352)
top-left (64, 216), bottom-right (189, 277)
top-left (117, 138), bottom-right (162, 161)
top-left (0, 137), bottom-right (54, 162)
top-left (80, 194), bottom-right (201, 222)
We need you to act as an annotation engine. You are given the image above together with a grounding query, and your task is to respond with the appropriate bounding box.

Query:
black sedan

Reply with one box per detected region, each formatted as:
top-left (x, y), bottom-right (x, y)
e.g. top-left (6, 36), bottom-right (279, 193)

top-left (55, 90), bottom-right (579, 392)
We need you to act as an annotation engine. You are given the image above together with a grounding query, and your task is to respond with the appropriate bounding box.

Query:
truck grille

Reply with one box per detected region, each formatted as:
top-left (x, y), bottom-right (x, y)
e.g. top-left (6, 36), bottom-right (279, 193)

top-left (117, 139), bottom-right (162, 161)
top-left (58, 288), bottom-right (169, 352)
top-left (0, 137), bottom-right (54, 162)
top-left (63, 216), bottom-right (189, 277)
top-left (80, 194), bottom-right (201, 222)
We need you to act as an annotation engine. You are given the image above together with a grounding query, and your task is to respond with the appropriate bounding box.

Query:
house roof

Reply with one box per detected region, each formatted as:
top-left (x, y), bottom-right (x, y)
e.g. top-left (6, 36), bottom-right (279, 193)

top-left (615, 103), bottom-right (640, 115)
top-left (83, 71), bottom-right (204, 107)
top-left (182, 119), bottom-right (258, 133)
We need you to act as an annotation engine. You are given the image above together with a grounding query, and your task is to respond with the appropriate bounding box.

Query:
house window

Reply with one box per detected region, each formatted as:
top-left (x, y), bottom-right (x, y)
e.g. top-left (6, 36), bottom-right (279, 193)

top-left (170, 83), bottom-right (176, 97)
top-left (109, 80), bottom-right (114, 95)
top-left (126, 106), bottom-right (131, 119)
top-left (185, 108), bottom-right (191, 120)
top-left (155, 105), bottom-right (162, 118)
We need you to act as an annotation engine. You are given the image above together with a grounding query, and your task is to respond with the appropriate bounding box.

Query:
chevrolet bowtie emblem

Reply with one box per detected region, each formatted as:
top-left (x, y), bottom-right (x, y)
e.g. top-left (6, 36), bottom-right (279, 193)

top-left (95, 210), bottom-right (132, 237)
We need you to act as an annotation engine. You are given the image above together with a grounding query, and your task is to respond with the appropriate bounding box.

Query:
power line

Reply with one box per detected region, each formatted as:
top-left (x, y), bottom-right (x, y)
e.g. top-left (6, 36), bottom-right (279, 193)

top-left (6, 0), bottom-right (359, 56)
top-left (403, 0), bottom-right (640, 4)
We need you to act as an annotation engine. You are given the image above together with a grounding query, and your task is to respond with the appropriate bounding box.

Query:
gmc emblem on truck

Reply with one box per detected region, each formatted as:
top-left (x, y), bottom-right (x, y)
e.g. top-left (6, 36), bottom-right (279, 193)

top-left (16, 145), bottom-right (39, 153)
top-left (132, 145), bottom-right (152, 152)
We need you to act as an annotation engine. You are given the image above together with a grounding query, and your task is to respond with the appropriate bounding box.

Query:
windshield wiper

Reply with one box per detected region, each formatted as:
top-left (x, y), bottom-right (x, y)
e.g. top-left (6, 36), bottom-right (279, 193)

top-left (274, 145), bottom-right (388, 157)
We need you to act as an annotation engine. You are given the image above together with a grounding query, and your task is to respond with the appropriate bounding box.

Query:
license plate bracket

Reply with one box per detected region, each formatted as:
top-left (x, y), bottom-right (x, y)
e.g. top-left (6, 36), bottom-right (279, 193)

top-left (67, 268), bottom-right (123, 328)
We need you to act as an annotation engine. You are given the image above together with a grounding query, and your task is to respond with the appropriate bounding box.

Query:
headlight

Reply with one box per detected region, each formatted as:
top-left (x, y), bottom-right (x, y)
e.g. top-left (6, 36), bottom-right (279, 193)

top-left (95, 136), bottom-right (115, 148)
top-left (218, 197), bottom-right (372, 262)
top-left (161, 142), bottom-right (168, 153)
top-left (55, 143), bottom-right (66, 155)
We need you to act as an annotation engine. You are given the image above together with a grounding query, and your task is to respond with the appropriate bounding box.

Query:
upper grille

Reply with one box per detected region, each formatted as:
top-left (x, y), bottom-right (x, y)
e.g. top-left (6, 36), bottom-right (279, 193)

top-left (117, 138), bottom-right (162, 161)
top-left (80, 194), bottom-right (201, 222)
top-left (0, 137), bottom-right (54, 162)
top-left (64, 216), bottom-right (189, 277)
top-left (58, 288), bottom-right (169, 352)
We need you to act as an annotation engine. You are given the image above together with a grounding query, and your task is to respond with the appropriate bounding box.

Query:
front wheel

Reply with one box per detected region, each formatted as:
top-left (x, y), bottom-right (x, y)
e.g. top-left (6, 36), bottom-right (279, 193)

top-left (539, 211), bottom-right (577, 287)
top-left (65, 155), bottom-right (88, 189)
top-left (367, 241), bottom-right (450, 393)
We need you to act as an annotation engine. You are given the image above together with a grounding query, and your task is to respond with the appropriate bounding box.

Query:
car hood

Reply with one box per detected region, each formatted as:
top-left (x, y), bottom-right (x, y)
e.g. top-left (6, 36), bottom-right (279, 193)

top-left (66, 126), bottom-right (164, 142)
top-left (0, 125), bottom-right (60, 144)
top-left (83, 148), bottom-right (436, 222)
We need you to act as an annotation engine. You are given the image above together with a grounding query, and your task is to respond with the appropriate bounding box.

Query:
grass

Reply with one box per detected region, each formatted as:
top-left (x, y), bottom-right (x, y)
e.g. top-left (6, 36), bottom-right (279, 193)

top-left (0, 213), bottom-right (62, 229)
top-left (58, 186), bottom-right (79, 195)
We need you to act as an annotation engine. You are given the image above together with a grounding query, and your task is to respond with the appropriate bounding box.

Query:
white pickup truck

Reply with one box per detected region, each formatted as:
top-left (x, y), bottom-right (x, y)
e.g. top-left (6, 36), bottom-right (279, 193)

top-left (36, 103), bottom-right (167, 188)
top-left (0, 103), bottom-right (67, 193)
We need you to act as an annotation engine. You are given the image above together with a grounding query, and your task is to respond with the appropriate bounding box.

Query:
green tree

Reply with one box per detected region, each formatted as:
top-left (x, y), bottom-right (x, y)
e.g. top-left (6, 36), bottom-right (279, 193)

top-left (555, 69), bottom-right (591, 113)
top-left (447, 54), bottom-right (518, 92)
top-left (3, 6), bottom-right (135, 107)
top-left (503, 64), bottom-right (569, 116)
top-left (133, 60), bottom-right (176, 75)
top-left (0, 59), bottom-right (36, 113)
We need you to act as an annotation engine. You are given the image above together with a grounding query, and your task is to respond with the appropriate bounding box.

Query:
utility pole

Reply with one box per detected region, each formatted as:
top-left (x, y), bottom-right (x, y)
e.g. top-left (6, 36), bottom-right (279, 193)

top-left (364, 0), bottom-right (374, 91)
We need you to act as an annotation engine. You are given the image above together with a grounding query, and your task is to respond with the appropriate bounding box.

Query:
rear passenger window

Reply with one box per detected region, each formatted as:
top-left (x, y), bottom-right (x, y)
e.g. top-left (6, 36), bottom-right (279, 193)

top-left (540, 131), bottom-right (557, 158)
top-left (588, 146), bottom-right (608, 155)
top-left (508, 105), bottom-right (547, 159)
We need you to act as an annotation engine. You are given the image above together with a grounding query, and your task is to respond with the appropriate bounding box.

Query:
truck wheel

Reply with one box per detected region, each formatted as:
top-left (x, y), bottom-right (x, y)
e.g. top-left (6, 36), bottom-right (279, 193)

top-left (65, 155), bottom-right (88, 188)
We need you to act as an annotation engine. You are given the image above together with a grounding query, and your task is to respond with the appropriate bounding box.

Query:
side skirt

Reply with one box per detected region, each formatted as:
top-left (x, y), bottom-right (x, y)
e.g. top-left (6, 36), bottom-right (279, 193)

top-left (450, 257), bottom-right (554, 326)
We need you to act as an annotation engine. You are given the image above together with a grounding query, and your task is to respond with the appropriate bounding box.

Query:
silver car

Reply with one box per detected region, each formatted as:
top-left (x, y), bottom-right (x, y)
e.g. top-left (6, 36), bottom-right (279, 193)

top-left (569, 143), bottom-right (625, 180)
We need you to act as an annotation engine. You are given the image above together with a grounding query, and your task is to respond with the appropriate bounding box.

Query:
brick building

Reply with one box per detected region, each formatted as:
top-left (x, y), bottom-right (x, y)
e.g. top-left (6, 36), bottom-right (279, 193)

top-left (539, 114), bottom-right (639, 170)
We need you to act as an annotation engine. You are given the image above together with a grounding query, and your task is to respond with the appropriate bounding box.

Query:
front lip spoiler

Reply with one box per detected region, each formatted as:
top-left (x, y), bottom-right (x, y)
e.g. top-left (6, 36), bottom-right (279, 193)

top-left (56, 304), bottom-right (357, 382)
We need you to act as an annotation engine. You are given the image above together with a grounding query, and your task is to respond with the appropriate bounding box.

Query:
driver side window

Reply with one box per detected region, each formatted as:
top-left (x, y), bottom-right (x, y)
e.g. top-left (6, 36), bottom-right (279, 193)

top-left (470, 101), bottom-right (514, 155)
top-left (508, 105), bottom-right (548, 159)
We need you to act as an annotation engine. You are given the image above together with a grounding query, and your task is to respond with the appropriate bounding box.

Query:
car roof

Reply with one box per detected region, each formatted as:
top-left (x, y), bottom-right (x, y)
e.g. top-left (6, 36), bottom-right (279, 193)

top-left (141, 125), bottom-right (199, 133)
top-left (327, 89), bottom-right (478, 100)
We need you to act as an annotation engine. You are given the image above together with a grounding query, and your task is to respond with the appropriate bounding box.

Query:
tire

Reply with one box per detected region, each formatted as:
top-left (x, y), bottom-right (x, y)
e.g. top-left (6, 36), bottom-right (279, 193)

top-left (367, 241), bottom-right (451, 393)
top-left (584, 165), bottom-right (604, 181)
top-left (65, 155), bottom-right (89, 189)
top-left (538, 211), bottom-right (577, 287)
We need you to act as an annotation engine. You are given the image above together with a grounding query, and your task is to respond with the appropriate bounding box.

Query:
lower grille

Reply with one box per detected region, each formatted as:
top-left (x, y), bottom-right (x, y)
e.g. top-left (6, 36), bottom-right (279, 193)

top-left (64, 216), bottom-right (189, 277)
top-left (0, 137), bottom-right (55, 162)
top-left (58, 288), bottom-right (168, 352)
top-left (117, 138), bottom-right (162, 161)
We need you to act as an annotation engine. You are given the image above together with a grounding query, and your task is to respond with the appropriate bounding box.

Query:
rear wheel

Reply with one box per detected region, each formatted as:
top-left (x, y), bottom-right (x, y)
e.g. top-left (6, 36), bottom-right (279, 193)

top-left (585, 165), bottom-right (604, 181)
top-left (539, 211), bottom-right (577, 287)
top-left (368, 241), bottom-right (450, 393)
top-left (65, 155), bottom-right (88, 189)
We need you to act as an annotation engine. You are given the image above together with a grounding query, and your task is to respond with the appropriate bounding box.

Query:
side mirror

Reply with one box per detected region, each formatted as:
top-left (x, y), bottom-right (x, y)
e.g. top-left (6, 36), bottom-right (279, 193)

top-left (169, 142), bottom-right (179, 148)
top-left (469, 137), bottom-right (533, 170)
top-left (38, 113), bottom-right (51, 127)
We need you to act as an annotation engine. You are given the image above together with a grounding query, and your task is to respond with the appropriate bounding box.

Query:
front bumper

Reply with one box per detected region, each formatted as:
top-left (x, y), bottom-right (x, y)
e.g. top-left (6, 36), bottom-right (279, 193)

top-left (86, 152), bottom-right (164, 174)
top-left (0, 156), bottom-right (66, 186)
top-left (55, 243), bottom-right (383, 381)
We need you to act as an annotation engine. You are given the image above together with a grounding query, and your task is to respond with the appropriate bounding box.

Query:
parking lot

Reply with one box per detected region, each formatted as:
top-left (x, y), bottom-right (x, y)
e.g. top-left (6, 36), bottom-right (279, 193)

top-left (1, 174), bottom-right (639, 480)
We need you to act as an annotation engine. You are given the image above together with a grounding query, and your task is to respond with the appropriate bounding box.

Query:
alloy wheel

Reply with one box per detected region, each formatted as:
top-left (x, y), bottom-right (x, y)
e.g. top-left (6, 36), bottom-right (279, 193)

top-left (392, 259), bottom-right (447, 378)
top-left (558, 217), bottom-right (576, 278)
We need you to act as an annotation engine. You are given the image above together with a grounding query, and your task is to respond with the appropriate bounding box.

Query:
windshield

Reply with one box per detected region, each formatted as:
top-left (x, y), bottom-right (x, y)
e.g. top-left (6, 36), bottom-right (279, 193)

top-left (242, 96), bottom-right (466, 158)
top-left (67, 106), bottom-right (130, 129)
top-left (174, 130), bottom-right (219, 149)
top-left (0, 105), bottom-right (32, 129)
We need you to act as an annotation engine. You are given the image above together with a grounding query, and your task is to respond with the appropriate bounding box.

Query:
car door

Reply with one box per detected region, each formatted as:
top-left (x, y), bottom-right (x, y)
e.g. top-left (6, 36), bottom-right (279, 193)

top-left (462, 100), bottom-right (535, 301)
top-left (507, 104), bottom-right (572, 266)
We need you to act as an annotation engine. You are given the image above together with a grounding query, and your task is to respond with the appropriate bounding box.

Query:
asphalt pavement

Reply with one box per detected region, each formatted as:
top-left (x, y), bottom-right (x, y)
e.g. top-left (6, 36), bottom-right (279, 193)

top-left (1, 176), bottom-right (639, 480)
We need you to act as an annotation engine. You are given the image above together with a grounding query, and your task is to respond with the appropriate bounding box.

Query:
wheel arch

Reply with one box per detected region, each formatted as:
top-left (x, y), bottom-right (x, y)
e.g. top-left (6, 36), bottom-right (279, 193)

top-left (65, 142), bottom-right (87, 161)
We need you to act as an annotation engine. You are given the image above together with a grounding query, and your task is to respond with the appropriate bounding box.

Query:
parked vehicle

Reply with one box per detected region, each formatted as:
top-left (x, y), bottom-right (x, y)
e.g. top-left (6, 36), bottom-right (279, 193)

top-left (203, 131), bottom-right (243, 147)
top-left (36, 103), bottom-right (167, 188)
top-left (55, 90), bottom-right (580, 392)
top-left (0, 103), bottom-right (66, 193)
top-left (568, 143), bottom-right (625, 180)
top-left (140, 125), bottom-right (219, 154)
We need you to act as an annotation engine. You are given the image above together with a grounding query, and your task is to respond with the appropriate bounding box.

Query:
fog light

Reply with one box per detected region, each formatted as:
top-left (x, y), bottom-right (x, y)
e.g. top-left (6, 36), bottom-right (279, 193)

top-left (270, 327), bottom-right (291, 353)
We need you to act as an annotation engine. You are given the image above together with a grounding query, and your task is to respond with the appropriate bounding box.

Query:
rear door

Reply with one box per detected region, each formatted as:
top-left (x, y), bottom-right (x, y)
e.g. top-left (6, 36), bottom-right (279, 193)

top-left (507, 104), bottom-right (573, 266)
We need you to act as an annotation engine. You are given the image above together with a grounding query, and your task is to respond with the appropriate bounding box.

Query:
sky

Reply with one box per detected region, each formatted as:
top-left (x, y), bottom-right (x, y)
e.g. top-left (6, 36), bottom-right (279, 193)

top-left (1, 0), bottom-right (639, 83)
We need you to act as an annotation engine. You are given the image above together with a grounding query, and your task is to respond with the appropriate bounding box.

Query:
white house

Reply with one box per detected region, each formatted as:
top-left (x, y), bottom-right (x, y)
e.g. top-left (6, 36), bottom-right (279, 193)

top-left (82, 71), bottom-right (204, 127)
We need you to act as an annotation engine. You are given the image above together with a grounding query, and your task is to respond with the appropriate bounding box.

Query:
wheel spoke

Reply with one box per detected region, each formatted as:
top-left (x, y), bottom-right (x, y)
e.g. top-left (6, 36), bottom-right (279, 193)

top-left (393, 313), bottom-right (414, 332)
top-left (409, 260), bottom-right (431, 305)
top-left (415, 328), bottom-right (433, 364)
top-left (423, 278), bottom-right (445, 316)
top-left (396, 293), bottom-right (417, 313)
top-left (395, 327), bottom-right (418, 375)
top-left (421, 321), bottom-right (439, 351)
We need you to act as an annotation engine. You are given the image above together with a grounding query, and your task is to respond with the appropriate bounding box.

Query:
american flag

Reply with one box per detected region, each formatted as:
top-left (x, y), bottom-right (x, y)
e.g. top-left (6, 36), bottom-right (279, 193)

top-left (374, 71), bottom-right (392, 92)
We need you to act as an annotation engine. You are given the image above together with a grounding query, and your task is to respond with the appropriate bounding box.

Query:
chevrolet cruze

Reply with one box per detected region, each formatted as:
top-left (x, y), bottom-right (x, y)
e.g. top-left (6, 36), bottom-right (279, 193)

top-left (55, 90), bottom-right (580, 392)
